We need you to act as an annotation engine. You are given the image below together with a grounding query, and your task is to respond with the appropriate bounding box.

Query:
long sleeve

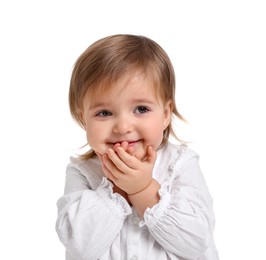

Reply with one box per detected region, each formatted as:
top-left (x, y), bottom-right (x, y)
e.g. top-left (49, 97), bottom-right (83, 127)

top-left (144, 149), bottom-right (216, 259)
top-left (56, 161), bottom-right (132, 259)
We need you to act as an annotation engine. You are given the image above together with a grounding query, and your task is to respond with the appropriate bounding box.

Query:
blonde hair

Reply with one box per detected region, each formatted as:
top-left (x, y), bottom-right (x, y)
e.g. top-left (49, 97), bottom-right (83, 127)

top-left (69, 34), bottom-right (185, 159)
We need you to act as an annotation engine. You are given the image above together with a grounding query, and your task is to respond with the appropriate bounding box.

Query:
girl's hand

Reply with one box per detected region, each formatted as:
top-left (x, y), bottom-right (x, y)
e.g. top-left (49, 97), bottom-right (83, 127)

top-left (96, 151), bottom-right (131, 204)
top-left (101, 142), bottom-right (157, 195)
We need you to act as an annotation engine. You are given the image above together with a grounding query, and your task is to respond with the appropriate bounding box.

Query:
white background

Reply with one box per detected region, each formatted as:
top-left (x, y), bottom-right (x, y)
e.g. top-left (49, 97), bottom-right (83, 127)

top-left (0, 0), bottom-right (265, 259)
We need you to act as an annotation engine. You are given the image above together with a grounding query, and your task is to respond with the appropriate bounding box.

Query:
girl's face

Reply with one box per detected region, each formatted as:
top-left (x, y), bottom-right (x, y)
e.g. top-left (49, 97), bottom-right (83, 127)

top-left (82, 73), bottom-right (172, 160)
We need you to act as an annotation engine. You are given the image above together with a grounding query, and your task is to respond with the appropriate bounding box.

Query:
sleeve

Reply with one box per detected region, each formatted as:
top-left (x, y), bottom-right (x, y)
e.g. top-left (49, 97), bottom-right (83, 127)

top-left (144, 154), bottom-right (215, 259)
top-left (55, 163), bottom-right (132, 259)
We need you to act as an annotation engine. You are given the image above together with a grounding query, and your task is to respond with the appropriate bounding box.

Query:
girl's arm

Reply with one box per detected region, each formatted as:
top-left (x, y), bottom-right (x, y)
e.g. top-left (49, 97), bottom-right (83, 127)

top-left (101, 144), bottom-right (215, 258)
top-left (55, 163), bottom-right (131, 259)
top-left (127, 178), bottom-right (160, 217)
top-left (142, 156), bottom-right (215, 259)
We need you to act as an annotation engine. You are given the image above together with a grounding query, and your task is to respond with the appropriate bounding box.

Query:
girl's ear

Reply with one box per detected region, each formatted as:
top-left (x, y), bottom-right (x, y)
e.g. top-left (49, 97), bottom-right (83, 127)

top-left (163, 100), bottom-right (173, 130)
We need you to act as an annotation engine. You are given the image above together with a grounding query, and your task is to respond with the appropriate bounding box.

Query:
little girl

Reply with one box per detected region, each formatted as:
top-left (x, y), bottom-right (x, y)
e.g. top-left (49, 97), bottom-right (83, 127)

top-left (56, 34), bottom-right (219, 260)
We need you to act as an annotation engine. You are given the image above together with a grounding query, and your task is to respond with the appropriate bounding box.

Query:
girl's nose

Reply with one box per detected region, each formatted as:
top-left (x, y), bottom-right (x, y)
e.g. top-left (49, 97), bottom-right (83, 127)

top-left (113, 116), bottom-right (133, 135)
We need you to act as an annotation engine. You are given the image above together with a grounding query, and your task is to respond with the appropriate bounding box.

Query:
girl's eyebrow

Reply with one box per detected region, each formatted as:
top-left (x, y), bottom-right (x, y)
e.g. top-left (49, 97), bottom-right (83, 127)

top-left (88, 102), bottom-right (109, 110)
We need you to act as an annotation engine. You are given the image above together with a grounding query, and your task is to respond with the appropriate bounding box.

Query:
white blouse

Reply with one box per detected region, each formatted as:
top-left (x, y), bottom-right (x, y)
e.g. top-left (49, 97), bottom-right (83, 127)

top-left (56, 142), bottom-right (219, 259)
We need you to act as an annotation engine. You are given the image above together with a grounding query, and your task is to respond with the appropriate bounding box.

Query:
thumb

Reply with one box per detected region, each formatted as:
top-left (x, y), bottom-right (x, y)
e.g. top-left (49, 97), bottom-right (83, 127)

top-left (146, 146), bottom-right (157, 164)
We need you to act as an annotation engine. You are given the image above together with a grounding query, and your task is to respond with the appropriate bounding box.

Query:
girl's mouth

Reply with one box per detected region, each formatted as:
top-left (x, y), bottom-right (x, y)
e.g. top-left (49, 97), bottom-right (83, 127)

top-left (108, 140), bottom-right (140, 147)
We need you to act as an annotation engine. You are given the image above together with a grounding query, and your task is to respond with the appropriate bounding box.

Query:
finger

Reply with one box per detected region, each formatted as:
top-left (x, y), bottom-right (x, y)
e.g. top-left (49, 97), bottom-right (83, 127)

top-left (101, 157), bottom-right (118, 182)
top-left (102, 159), bottom-right (116, 181)
top-left (127, 146), bottom-right (135, 156)
top-left (123, 145), bottom-right (139, 160)
top-left (146, 146), bottom-right (157, 164)
top-left (114, 146), bottom-right (140, 169)
top-left (114, 143), bottom-right (121, 149)
top-left (135, 152), bottom-right (143, 161)
top-left (126, 147), bottom-right (145, 161)
top-left (121, 141), bottom-right (129, 150)
top-left (106, 148), bottom-right (130, 171)
top-left (103, 153), bottom-right (124, 179)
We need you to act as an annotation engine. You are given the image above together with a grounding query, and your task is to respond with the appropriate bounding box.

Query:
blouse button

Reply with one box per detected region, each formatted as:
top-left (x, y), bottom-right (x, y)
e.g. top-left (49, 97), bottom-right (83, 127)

top-left (130, 255), bottom-right (137, 260)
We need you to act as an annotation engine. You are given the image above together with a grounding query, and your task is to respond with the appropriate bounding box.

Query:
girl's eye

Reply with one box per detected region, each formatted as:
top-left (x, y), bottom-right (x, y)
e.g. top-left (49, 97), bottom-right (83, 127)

top-left (135, 106), bottom-right (150, 114)
top-left (95, 110), bottom-right (112, 117)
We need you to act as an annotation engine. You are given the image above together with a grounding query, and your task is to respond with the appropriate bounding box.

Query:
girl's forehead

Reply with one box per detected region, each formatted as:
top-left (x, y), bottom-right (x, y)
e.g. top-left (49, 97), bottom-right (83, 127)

top-left (84, 70), bottom-right (161, 102)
